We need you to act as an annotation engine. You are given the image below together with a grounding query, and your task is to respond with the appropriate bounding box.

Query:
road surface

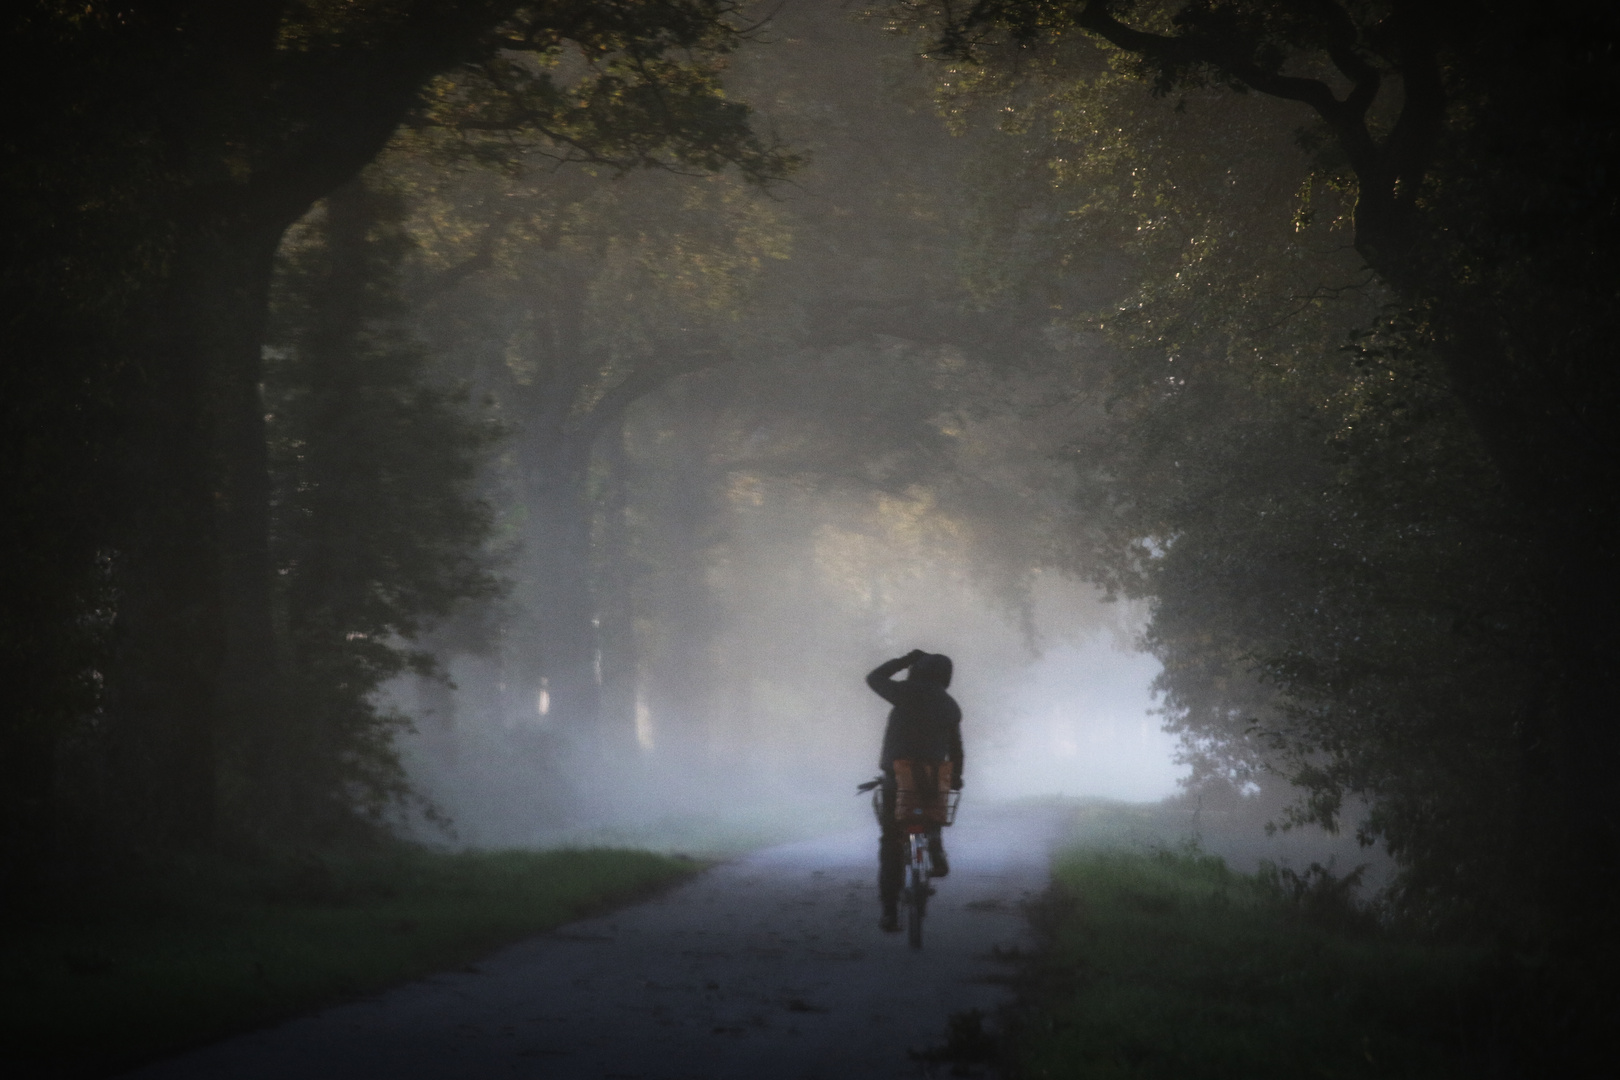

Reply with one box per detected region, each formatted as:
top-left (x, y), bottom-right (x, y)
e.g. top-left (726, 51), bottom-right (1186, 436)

top-left (125, 803), bottom-right (1068, 1079)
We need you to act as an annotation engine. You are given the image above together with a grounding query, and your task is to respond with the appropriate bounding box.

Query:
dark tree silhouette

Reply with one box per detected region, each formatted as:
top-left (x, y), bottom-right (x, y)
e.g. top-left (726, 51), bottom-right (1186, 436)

top-left (0, 0), bottom-right (791, 870)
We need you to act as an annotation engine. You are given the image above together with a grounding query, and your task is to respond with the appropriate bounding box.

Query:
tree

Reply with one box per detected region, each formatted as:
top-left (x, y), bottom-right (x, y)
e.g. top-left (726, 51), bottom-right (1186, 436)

top-left (254, 173), bottom-right (500, 844)
top-left (381, 138), bottom-right (790, 754)
top-left (897, 0), bottom-right (1620, 1038)
top-left (1, 0), bottom-right (793, 868)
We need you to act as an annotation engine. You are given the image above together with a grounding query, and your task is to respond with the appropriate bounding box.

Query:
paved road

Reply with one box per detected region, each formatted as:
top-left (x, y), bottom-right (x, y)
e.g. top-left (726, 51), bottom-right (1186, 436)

top-left (126, 803), bottom-right (1068, 1080)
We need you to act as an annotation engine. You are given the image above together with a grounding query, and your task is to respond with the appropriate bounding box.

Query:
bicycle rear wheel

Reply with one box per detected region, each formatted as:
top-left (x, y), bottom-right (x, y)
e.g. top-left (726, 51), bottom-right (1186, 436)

top-left (906, 835), bottom-right (928, 949)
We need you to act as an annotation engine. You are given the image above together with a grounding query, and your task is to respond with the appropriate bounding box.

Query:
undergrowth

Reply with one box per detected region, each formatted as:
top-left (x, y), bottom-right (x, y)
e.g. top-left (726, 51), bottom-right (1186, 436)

top-left (1012, 844), bottom-right (1491, 1079)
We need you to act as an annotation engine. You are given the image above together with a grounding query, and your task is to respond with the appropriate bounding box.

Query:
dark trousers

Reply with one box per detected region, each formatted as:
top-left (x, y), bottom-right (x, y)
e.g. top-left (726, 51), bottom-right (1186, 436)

top-left (877, 776), bottom-right (943, 915)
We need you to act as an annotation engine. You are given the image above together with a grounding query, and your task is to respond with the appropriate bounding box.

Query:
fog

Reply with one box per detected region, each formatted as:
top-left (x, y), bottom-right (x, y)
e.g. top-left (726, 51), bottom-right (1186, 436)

top-left (354, 3), bottom-right (1184, 854)
top-left (981, 635), bottom-right (1178, 804)
top-left (327, 0), bottom-right (1414, 893)
top-left (14, 4), bottom-right (1618, 1071)
top-left (391, 478), bottom-right (1180, 850)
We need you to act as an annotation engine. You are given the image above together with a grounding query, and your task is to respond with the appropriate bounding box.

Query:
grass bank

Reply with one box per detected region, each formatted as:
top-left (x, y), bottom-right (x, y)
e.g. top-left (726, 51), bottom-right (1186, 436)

top-left (1011, 836), bottom-right (1493, 1079)
top-left (1, 847), bottom-right (702, 1077)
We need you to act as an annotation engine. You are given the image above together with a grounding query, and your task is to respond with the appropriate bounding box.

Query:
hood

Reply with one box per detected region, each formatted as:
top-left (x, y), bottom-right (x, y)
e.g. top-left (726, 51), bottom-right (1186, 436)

top-left (909, 653), bottom-right (953, 688)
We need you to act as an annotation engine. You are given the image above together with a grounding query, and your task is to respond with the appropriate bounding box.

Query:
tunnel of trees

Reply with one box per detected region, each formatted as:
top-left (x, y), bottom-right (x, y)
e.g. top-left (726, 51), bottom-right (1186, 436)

top-left (3, 0), bottom-right (1617, 1055)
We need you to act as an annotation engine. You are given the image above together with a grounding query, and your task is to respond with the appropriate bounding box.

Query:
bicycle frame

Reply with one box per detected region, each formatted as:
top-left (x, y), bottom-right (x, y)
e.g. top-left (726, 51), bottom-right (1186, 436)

top-left (861, 769), bottom-right (960, 949)
top-left (899, 789), bottom-right (958, 950)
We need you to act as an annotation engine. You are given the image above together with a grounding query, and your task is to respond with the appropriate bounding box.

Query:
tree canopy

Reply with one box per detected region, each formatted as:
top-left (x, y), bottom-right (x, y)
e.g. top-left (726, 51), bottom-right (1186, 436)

top-left (0, 0), bottom-right (796, 867)
top-left (886, 0), bottom-right (1620, 1045)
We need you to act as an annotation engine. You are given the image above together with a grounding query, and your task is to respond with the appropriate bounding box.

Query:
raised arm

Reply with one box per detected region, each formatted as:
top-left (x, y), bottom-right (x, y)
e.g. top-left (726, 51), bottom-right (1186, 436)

top-left (866, 650), bottom-right (925, 704)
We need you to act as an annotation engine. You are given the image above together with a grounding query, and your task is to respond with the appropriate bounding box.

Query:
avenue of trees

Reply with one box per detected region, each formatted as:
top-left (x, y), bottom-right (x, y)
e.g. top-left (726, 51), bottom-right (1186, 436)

top-left (5, 1), bottom-right (1619, 1052)
top-left (384, 7), bottom-right (1083, 832)
top-left (1, 0), bottom-right (1056, 871)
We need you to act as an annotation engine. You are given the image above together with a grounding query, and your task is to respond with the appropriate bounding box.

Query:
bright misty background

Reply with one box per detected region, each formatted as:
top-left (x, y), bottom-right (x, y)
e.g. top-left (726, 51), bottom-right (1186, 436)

top-left (370, 5), bottom-right (1186, 849)
top-left (391, 510), bottom-right (1180, 848)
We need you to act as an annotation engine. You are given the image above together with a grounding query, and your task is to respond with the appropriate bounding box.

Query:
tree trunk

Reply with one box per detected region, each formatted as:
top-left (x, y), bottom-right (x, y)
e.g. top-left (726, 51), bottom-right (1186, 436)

top-left (103, 253), bottom-right (230, 851)
top-left (594, 419), bottom-right (646, 758)
top-left (637, 415), bottom-right (724, 766)
top-left (194, 217), bottom-right (291, 839)
top-left (517, 430), bottom-right (604, 745)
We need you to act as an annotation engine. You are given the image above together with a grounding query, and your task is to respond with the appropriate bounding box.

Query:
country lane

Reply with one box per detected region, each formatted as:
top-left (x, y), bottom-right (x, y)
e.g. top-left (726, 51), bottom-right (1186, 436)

top-left (123, 802), bottom-right (1070, 1080)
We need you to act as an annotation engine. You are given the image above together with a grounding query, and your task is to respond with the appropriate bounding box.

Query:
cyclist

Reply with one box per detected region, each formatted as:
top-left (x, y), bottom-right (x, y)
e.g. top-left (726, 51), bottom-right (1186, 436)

top-left (866, 649), bottom-right (963, 932)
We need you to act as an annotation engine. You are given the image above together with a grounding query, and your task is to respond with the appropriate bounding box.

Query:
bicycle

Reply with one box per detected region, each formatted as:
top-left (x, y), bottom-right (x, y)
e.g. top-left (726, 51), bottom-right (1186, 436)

top-left (858, 760), bottom-right (961, 949)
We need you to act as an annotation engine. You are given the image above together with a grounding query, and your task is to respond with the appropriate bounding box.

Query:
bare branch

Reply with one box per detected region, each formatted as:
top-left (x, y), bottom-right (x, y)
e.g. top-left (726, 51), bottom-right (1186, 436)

top-left (573, 339), bottom-right (729, 441)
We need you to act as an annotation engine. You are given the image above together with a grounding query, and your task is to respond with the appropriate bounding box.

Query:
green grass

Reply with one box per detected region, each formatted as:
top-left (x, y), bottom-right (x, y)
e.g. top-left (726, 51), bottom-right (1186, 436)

top-left (536, 798), bottom-right (864, 858)
top-left (1014, 840), bottom-right (1491, 1079)
top-left (1, 847), bottom-right (702, 1077)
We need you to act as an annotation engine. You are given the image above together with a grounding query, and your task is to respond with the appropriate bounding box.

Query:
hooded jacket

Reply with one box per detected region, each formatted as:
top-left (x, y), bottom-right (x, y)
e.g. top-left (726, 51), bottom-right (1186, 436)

top-left (867, 653), bottom-right (964, 778)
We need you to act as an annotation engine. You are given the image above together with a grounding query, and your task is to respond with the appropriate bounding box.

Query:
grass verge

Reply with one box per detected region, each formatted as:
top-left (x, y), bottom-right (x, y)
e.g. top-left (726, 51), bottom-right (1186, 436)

top-left (1, 847), bottom-right (702, 1077)
top-left (1012, 843), bottom-right (1491, 1079)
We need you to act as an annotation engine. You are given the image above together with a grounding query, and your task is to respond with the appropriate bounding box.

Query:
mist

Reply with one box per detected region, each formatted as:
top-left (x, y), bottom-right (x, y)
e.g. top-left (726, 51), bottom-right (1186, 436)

top-left (346, 3), bottom-right (1187, 854)
top-left (391, 488), bottom-right (1180, 850)
top-left (15, 0), bottom-right (1620, 1072)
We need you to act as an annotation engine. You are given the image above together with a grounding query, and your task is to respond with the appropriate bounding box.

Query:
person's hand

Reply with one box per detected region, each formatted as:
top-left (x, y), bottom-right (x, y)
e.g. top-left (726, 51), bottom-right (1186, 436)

top-left (951, 775), bottom-right (964, 790)
top-left (902, 648), bottom-right (927, 665)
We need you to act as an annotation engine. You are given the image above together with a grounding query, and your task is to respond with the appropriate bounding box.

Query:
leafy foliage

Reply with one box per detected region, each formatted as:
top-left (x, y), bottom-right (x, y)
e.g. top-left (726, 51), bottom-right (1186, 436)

top-left (415, 2), bottom-right (799, 181)
top-left (887, 3), bottom-right (1571, 932)
top-left (257, 175), bottom-right (501, 841)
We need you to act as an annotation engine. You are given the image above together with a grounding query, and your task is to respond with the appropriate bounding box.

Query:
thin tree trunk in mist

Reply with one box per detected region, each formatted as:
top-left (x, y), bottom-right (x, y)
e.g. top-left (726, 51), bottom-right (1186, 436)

top-left (517, 436), bottom-right (603, 745)
top-left (636, 419), bottom-right (724, 763)
top-left (512, 397), bottom-right (730, 759)
top-left (498, 256), bottom-right (602, 746)
top-left (498, 257), bottom-right (714, 757)
top-left (594, 419), bottom-right (645, 758)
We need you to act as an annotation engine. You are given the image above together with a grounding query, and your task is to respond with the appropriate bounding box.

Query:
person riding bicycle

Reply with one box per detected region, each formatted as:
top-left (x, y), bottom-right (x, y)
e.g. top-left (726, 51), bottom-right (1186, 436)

top-left (867, 649), bottom-right (963, 933)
